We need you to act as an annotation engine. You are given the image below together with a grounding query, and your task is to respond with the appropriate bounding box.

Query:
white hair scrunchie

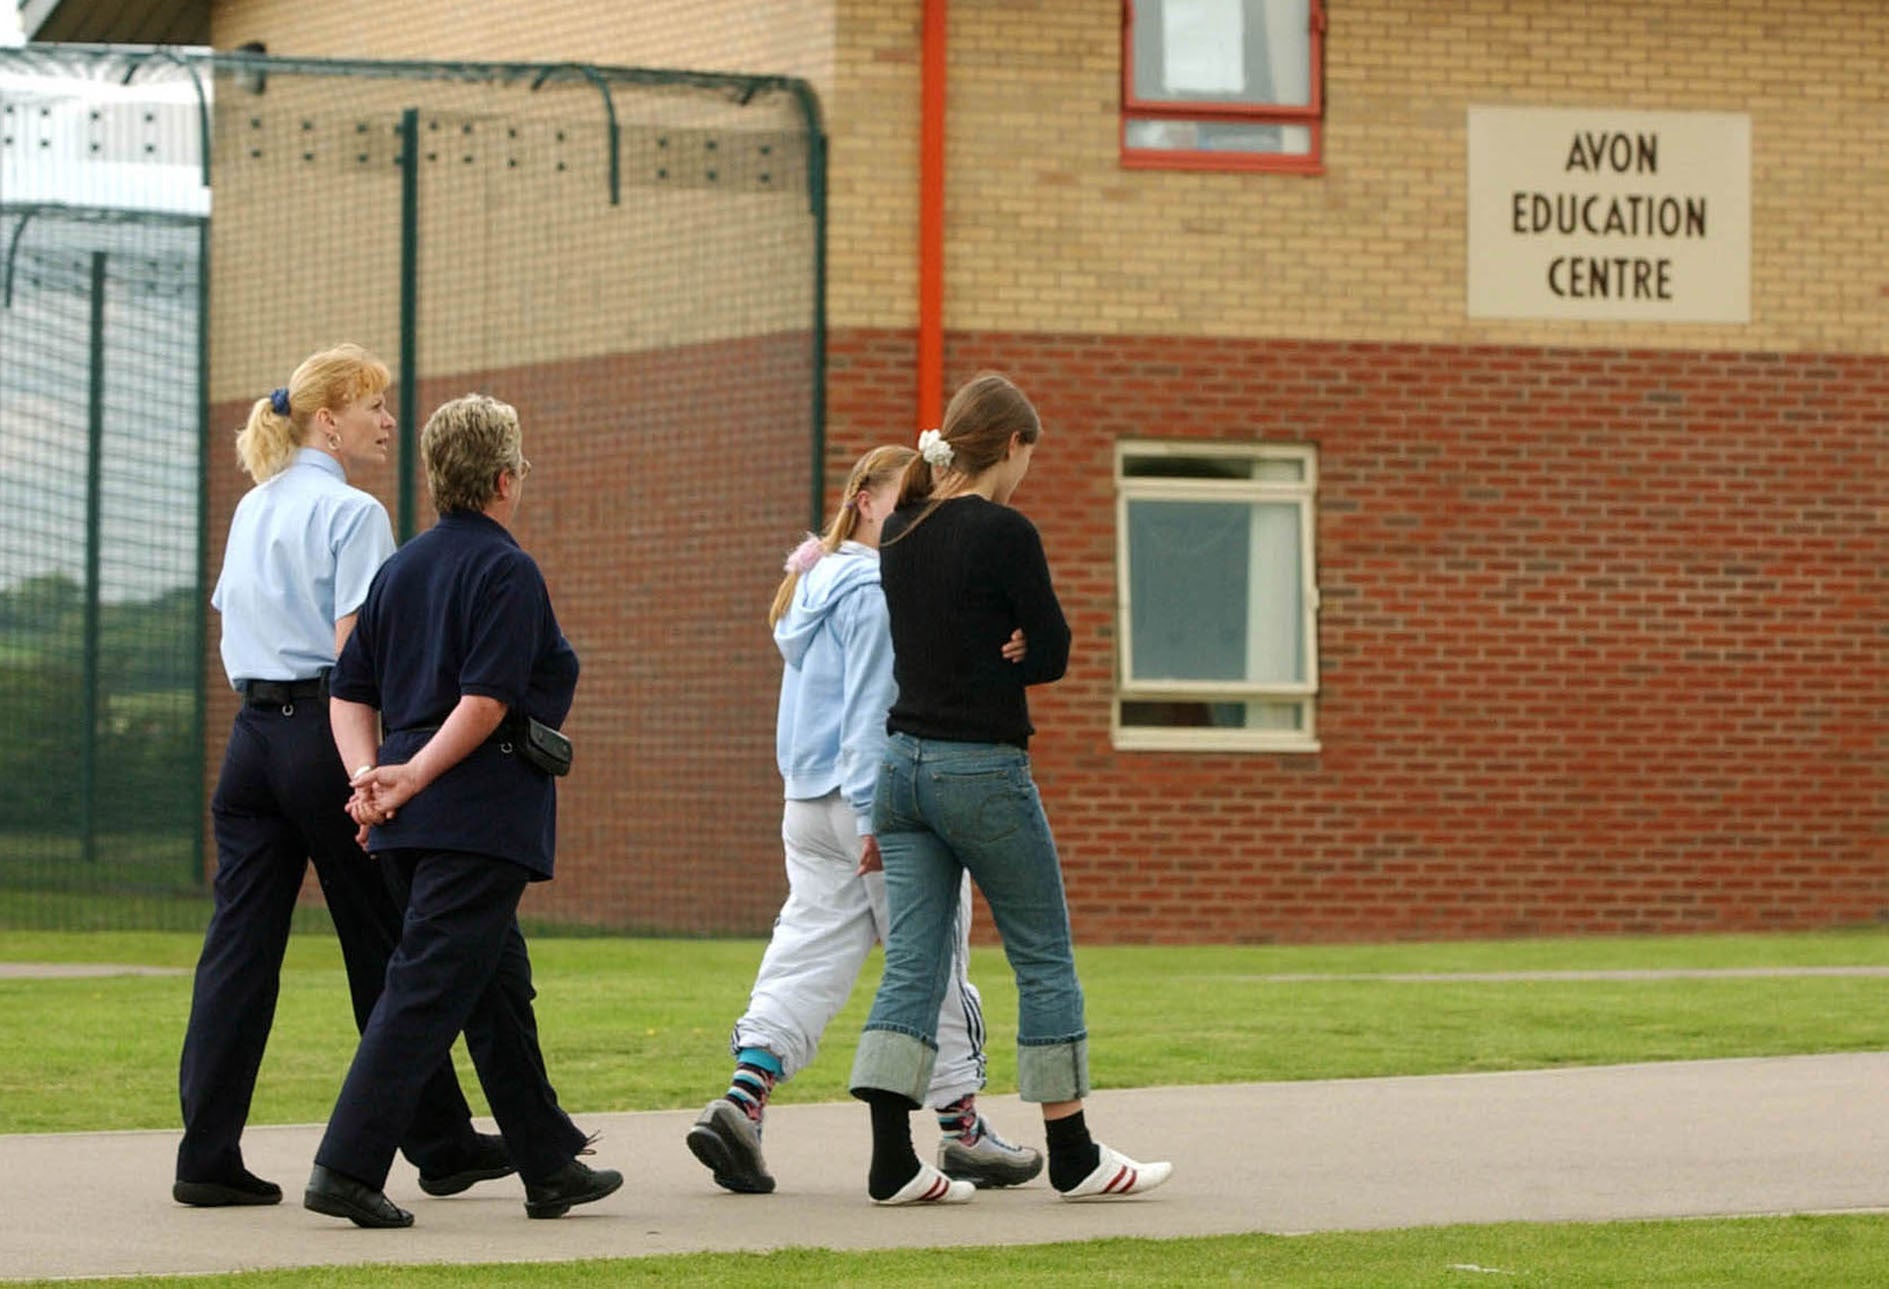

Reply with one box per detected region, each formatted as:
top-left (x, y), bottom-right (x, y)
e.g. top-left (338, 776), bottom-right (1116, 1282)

top-left (918, 428), bottom-right (954, 469)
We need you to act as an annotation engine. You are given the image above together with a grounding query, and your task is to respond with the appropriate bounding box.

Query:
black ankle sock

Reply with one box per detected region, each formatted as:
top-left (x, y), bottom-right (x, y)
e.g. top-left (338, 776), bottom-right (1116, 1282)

top-left (865, 1092), bottom-right (921, 1201)
top-left (1045, 1110), bottom-right (1101, 1192)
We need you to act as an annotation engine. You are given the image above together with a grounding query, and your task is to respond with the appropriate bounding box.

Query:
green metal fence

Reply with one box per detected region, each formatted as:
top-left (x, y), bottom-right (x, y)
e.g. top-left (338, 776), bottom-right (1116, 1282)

top-left (0, 46), bottom-right (826, 933)
top-left (0, 203), bottom-right (208, 927)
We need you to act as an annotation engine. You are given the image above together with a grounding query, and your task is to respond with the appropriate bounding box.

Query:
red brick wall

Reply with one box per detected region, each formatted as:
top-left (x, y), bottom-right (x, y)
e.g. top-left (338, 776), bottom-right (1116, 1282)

top-left (206, 327), bottom-right (1886, 942)
top-left (829, 327), bottom-right (1888, 943)
top-left (205, 333), bottom-right (813, 934)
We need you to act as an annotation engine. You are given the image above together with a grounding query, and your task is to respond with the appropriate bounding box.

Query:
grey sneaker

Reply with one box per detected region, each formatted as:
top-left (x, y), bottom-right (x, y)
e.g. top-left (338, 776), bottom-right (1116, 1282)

top-left (938, 1117), bottom-right (1044, 1188)
top-left (685, 1098), bottom-right (776, 1194)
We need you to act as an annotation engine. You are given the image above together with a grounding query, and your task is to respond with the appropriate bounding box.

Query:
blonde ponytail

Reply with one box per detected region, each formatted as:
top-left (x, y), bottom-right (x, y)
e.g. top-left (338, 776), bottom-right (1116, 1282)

top-left (235, 397), bottom-right (300, 482)
top-left (767, 444), bottom-right (918, 627)
top-left (768, 530), bottom-right (840, 628)
top-left (234, 342), bottom-right (392, 484)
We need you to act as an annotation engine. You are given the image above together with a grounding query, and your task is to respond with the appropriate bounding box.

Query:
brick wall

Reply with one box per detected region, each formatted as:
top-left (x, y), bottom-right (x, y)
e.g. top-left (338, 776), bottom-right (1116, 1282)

top-left (208, 326), bottom-right (1884, 941)
top-left (205, 332), bottom-right (814, 934)
top-left (197, 1), bottom-right (1889, 941)
top-left (213, 0), bottom-right (836, 93)
top-left (208, 0), bottom-right (1889, 355)
top-left (205, 70), bottom-right (813, 405)
top-left (829, 326), bottom-right (1887, 942)
top-left (833, 0), bottom-right (1889, 356)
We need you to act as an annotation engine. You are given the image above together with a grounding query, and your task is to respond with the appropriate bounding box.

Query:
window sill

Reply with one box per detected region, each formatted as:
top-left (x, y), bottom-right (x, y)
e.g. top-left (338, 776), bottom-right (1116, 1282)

top-left (1111, 728), bottom-right (1322, 755)
top-left (1120, 150), bottom-right (1324, 176)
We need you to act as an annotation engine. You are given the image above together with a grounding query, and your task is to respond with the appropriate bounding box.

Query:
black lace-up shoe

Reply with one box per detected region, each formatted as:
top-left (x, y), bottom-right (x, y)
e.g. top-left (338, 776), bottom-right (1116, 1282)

top-left (523, 1158), bottom-right (623, 1218)
top-left (418, 1132), bottom-right (516, 1197)
top-left (303, 1164), bottom-right (414, 1228)
top-left (173, 1168), bottom-right (282, 1207)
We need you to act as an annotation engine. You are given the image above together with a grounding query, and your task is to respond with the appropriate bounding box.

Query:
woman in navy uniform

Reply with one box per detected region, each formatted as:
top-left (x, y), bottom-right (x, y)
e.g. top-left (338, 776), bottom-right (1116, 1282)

top-left (304, 392), bottom-right (618, 1228)
top-left (176, 344), bottom-right (507, 1208)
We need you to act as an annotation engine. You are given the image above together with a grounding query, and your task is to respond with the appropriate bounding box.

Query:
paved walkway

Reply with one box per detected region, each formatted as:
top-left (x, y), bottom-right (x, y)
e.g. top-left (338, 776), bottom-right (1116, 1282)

top-left (0, 962), bottom-right (187, 978)
top-left (1231, 966), bottom-right (1889, 983)
top-left (12, 962), bottom-right (1889, 983)
top-left (3, 1052), bottom-right (1886, 1281)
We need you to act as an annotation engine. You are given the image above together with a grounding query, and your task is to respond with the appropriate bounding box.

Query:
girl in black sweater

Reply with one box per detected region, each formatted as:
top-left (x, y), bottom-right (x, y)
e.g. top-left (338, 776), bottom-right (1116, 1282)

top-left (848, 372), bottom-right (1172, 1205)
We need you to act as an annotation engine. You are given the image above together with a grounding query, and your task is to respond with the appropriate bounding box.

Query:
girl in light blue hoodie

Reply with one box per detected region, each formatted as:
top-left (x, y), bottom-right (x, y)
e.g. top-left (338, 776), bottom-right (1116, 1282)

top-left (686, 446), bottom-right (1040, 1198)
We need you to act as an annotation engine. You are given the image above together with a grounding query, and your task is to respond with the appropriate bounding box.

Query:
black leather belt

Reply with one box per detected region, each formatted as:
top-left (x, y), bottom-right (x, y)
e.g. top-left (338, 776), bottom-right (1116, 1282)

top-left (243, 675), bottom-right (328, 707)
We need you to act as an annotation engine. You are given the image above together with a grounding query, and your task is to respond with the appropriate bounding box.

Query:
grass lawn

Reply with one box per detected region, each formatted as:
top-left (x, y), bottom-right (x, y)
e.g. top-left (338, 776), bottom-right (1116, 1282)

top-left (4, 928), bottom-right (1886, 1285)
top-left (1, 927), bottom-right (1886, 1133)
top-left (9, 1217), bottom-right (1889, 1288)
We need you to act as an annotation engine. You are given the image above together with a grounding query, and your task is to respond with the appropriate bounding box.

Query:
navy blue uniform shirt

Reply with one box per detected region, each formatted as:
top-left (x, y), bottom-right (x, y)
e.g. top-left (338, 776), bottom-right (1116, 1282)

top-left (332, 511), bottom-right (579, 878)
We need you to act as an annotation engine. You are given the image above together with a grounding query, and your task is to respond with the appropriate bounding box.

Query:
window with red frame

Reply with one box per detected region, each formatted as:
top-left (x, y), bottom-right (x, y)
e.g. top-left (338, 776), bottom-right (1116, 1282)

top-left (1122, 0), bottom-right (1325, 173)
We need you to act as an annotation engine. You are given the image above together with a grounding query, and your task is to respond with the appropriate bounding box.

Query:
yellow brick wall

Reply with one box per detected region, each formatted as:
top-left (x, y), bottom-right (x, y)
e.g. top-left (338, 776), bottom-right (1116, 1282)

top-left (211, 1), bottom-right (835, 92)
top-left (203, 6), bottom-right (826, 400)
top-left (210, 0), bottom-right (1889, 355)
top-left (827, 1), bottom-right (921, 337)
top-left (832, 0), bottom-right (1889, 354)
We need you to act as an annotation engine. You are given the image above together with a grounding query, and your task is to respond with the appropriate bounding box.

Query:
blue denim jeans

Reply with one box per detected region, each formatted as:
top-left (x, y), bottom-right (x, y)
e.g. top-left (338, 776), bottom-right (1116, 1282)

top-left (850, 733), bottom-right (1089, 1105)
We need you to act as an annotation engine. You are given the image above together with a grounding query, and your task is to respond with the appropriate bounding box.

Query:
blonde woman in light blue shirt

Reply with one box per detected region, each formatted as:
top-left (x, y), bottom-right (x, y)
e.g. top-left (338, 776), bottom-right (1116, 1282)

top-left (176, 344), bottom-right (502, 1210)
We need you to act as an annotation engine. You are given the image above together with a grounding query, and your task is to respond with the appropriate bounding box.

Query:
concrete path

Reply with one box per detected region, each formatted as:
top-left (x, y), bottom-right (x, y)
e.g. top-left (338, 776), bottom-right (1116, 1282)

top-left (14, 962), bottom-right (1889, 983)
top-left (3, 1052), bottom-right (1886, 1281)
top-left (1234, 966), bottom-right (1889, 983)
top-left (0, 963), bottom-right (187, 979)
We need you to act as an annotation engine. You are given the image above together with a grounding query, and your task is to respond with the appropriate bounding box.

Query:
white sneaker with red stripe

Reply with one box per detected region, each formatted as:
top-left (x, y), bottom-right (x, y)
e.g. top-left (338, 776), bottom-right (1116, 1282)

top-left (873, 1159), bottom-right (975, 1206)
top-left (1054, 1142), bottom-right (1173, 1201)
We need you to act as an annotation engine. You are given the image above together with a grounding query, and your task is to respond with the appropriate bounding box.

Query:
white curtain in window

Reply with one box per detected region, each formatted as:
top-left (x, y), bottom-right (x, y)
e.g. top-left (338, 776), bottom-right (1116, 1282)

top-left (1162, 0), bottom-right (1245, 96)
top-left (1260, 0), bottom-right (1311, 108)
top-left (1246, 500), bottom-right (1302, 684)
top-left (1142, 0), bottom-right (1310, 107)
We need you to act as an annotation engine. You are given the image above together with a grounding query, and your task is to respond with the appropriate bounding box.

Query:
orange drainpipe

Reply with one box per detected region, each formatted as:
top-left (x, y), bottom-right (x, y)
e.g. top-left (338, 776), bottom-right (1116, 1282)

top-left (916, 0), bottom-right (947, 432)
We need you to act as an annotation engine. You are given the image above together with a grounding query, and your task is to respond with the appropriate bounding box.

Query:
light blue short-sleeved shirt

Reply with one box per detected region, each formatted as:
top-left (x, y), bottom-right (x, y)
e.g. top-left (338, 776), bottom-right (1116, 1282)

top-left (212, 447), bottom-right (396, 688)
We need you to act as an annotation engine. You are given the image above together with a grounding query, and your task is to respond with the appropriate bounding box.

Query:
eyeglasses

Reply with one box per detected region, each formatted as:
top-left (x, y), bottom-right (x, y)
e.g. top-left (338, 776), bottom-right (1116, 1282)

top-left (515, 458), bottom-right (533, 481)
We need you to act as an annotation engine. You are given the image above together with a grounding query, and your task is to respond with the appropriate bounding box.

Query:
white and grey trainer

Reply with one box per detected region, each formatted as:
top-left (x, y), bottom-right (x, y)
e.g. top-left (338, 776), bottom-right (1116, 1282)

top-left (686, 1098), bottom-right (776, 1194)
top-left (937, 1117), bottom-right (1045, 1189)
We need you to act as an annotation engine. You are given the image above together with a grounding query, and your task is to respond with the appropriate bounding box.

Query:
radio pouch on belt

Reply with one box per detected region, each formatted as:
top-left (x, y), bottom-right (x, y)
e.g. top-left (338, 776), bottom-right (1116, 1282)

top-left (517, 715), bottom-right (573, 777)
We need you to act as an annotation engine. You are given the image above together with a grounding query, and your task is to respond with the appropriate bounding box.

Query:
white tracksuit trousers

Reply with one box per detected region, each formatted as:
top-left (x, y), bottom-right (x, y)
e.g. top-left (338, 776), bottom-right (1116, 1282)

top-left (732, 791), bottom-right (987, 1107)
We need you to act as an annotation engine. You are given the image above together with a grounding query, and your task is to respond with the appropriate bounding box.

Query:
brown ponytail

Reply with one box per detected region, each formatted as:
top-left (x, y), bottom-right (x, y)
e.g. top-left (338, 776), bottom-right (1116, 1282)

top-left (886, 371), bottom-right (1041, 543)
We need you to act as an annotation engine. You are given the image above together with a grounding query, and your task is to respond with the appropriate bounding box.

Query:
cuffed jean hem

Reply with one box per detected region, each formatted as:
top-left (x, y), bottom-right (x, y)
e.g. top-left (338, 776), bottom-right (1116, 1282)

top-left (849, 1026), bottom-right (935, 1108)
top-left (1017, 1036), bottom-right (1090, 1103)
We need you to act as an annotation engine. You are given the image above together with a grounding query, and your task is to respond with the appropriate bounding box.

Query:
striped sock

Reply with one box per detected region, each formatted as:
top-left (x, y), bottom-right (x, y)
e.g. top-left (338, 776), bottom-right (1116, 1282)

top-left (726, 1048), bottom-right (781, 1124)
top-left (936, 1094), bottom-right (979, 1143)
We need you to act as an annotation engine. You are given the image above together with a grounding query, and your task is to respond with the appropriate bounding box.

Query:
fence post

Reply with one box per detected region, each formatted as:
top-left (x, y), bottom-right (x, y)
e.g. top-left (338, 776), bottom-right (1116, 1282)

top-left (81, 251), bottom-right (106, 866)
top-left (397, 107), bottom-right (419, 541)
top-left (784, 81), bottom-right (828, 535)
top-left (192, 217), bottom-right (210, 885)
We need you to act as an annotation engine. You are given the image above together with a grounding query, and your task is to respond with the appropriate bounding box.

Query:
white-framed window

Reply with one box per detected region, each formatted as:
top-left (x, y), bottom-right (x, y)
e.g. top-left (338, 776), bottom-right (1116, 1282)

top-left (1113, 440), bottom-right (1320, 752)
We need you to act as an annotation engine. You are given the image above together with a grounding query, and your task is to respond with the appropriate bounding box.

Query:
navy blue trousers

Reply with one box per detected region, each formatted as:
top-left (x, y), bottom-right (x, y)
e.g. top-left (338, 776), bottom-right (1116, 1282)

top-left (314, 847), bottom-right (587, 1190)
top-left (176, 701), bottom-right (478, 1184)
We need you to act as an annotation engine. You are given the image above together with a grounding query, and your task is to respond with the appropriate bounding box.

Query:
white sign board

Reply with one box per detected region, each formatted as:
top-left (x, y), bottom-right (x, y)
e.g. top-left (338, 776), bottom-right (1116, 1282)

top-left (1467, 106), bottom-right (1749, 323)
